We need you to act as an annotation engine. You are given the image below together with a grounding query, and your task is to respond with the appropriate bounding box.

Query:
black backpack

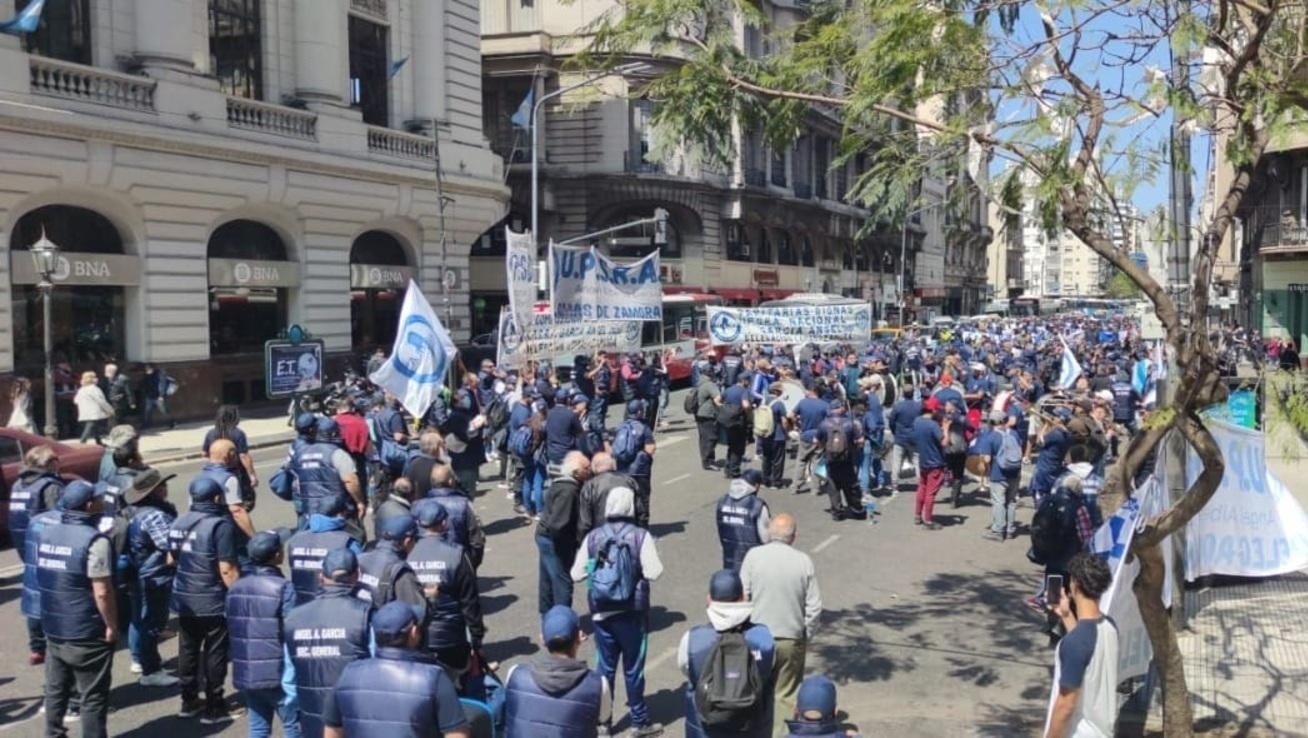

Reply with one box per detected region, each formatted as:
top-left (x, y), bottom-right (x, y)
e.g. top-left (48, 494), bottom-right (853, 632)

top-left (684, 387), bottom-right (701, 415)
top-left (824, 424), bottom-right (850, 462)
top-left (718, 400), bottom-right (744, 429)
top-left (694, 630), bottom-right (764, 730)
top-left (1028, 487), bottom-right (1080, 565)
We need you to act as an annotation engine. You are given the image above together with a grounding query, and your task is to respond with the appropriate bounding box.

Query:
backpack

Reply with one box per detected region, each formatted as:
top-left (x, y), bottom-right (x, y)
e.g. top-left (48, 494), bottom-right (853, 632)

top-left (752, 403), bottom-right (775, 438)
top-left (508, 425), bottom-right (538, 460)
top-left (269, 465), bottom-right (296, 501)
top-left (612, 420), bottom-right (643, 465)
top-left (998, 429), bottom-right (1024, 472)
top-left (824, 423), bottom-right (850, 462)
top-left (683, 388), bottom-right (701, 415)
top-left (694, 630), bottom-right (765, 730)
top-left (589, 524), bottom-right (638, 608)
top-left (485, 397), bottom-right (509, 431)
top-left (718, 400), bottom-right (744, 429)
top-left (1027, 488), bottom-right (1080, 565)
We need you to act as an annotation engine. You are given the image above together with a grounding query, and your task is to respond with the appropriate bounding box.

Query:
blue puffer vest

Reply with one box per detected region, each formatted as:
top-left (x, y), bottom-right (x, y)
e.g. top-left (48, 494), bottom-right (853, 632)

top-left (503, 657), bottom-right (605, 738)
top-left (406, 535), bottom-right (467, 653)
top-left (36, 512), bottom-right (106, 640)
top-left (425, 487), bottom-right (472, 549)
top-left (291, 442), bottom-right (348, 518)
top-left (168, 505), bottom-right (229, 617)
top-left (227, 565), bottom-right (289, 690)
top-left (716, 493), bottom-right (765, 571)
top-left (126, 501), bottom-right (177, 589)
top-left (583, 522), bottom-right (649, 614)
top-left (331, 647), bottom-right (459, 738)
top-left (8, 471), bottom-right (61, 556)
top-left (286, 527), bottom-right (354, 605)
top-left (197, 462), bottom-right (242, 505)
top-left (20, 510), bottom-right (61, 620)
top-left (357, 541), bottom-right (410, 606)
top-left (284, 584), bottom-right (371, 737)
top-left (683, 623), bottom-right (776, 738)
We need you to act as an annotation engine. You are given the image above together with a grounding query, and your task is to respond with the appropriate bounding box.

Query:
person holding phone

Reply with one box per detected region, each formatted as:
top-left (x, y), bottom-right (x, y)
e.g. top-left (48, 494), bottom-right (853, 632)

top-left (1044, 553), bottom-right (1119, 738)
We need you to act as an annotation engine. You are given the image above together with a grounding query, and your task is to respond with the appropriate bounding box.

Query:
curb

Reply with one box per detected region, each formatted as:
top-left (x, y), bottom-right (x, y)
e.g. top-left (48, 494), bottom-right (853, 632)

top-left (147, 433), bottom-right (295, 466)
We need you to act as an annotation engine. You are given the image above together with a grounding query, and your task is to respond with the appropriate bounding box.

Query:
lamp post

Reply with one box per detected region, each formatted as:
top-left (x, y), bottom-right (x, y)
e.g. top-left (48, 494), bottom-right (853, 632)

top-left (29, 228), bottom-right (59, 438)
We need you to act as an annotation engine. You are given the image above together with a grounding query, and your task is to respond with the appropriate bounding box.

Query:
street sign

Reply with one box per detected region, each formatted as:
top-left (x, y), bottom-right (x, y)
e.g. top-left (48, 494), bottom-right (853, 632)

top-left (264, 339), bottom-right (325, 398)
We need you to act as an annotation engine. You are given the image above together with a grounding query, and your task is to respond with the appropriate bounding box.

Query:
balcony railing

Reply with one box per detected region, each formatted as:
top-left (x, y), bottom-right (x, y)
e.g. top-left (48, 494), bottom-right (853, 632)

top-left (793, 182), bottom-right (813, 199)
top-left (1245, 206), bottom-right (1308, 251)
top-left (744, 168), bottom-right (767, 188)
top-left (226, 97), bottom-right (317, 140)
top-left (367, 126), bottom-right (436, 160)
top-left (29, 57), bottom-right (156, 112)
top-left (624, 152), bottom-right (664, 174)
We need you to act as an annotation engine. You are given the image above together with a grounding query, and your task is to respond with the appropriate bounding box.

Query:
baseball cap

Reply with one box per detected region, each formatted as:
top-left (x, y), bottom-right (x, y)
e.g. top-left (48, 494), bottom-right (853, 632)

top-left (188, 476), bottom-right (225, 501)
top-left (371, 601), bottom-right (425, 645)
top-left (294, 412), bottom-right (317, 433)
top-left (709, 569), bottom-right (744, 601)
top-left (247, 528), bottom-right (291, 565)
top-left (795, 675), bottom-right (838, 721)
top-left (571, 393), bottom-right (590, 407)
top-left (60, 480), bottom-right (97, 510)
top-left (322, 548), bottom-right (358, 583)
top-left (378, 513), bottom-right (417, 541)
top-left (740, 469), bottom-right (764, 487)
top-left (923, 397), bottom-right (941, 413)
top-left (542, 605), bottom-right (580, 645)
top-left (988, 409), bottom-right (1007, 424)
top-left (105, 424), bottom-right (139, 450)
top-left (413, 498), bottom-right (449, 528)
top-left (316, 416), bottom-right (340, 439)
top-left (123, 468), bottom-right (177, 505)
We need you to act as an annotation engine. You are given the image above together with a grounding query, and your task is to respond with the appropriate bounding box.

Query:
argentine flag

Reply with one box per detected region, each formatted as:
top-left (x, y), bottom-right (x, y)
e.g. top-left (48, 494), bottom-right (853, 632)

top-left (0, 0), bottom-right (44, 34)
top-left (1090, 498), bottom-right (1140, 571)
top-left (369, 281), bottom-right (457, 419)
top-left (510, 88), bottom-right (534, 129)
top-left (1056, 335), bottom-right (1082, 390)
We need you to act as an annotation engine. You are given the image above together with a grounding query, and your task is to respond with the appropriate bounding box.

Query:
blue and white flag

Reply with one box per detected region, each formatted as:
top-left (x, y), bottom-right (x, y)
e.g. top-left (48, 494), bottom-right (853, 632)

top-left (1090, 497), bottom-right (1140, 572)
top-left (387, 56), bottom-right (409, 80)
top-left (510, 88), bottom-right (534, 129)
top-left (0, 0), bottom-right (44, 34)
top-left (1056, 335), bottom-right (1082, 389)
top-left (369, 281), bottom-right (456, 419)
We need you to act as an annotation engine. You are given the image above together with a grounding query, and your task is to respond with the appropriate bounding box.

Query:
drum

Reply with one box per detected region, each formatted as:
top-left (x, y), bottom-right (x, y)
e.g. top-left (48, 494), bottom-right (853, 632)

top-left (965, 454), bottom-right (988, 478)
top-left (775, 380), bottom-right (807, 412)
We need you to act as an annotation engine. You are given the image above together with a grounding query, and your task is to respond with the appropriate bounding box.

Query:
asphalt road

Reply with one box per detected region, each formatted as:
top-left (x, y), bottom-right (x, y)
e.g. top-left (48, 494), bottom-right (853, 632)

top-left (0, 392), bottom-right (1056, 737)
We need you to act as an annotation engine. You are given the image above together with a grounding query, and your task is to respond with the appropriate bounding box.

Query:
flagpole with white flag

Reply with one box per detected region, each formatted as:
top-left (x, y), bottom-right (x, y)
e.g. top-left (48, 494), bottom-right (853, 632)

top-left (369, 281), bottom-right (457, 420)
top-left (1056, 333), bottom-right (1083, 390)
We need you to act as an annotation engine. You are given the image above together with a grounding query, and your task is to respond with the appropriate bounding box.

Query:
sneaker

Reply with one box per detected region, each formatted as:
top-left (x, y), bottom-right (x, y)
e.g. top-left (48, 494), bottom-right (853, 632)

top-left (981, 529), bottom-right (1004, 542)
top-left (29, 651), bottom-right (44, 666)
top-left (130, 660), bottom-right (142, 674)
top-left (513, 504), bottom-right (528, 516)
top-left (139, 672), bottom-right (180, 687)
top-left (63, 710), bottom-right (80, 725)
top-left (631, 723), bottom-right (665, 738)
top-left (921, 521), bottom-right (942, 530)
top-left (913, 517), bottom-right (923, 526)
top-left (200, 703), bottom-right (244, 725)
top-left (178, 698), bottom-right (205, 718)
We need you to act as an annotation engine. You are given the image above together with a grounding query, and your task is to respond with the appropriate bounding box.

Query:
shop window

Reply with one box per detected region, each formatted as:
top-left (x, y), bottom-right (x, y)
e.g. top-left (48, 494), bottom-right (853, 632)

top-left (349, 15), bottom-right (389, 126)
top-left (19, 0), bottom-right (91, 65)
top-left (350, 230), bottom-right (409, 352)
top-left (207, 220), bottom-right (289, 355)
top-left (209, 0), bottom-right (263, 100)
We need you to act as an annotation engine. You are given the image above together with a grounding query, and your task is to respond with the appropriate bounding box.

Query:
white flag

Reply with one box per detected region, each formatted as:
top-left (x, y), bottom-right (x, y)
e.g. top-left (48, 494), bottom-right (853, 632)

top-left (505, 227), bottom-right (538, 330)
top-left (1056, 335), bottom-right (1082, 389)
top-left (369, 281), bottom-right (456, 419)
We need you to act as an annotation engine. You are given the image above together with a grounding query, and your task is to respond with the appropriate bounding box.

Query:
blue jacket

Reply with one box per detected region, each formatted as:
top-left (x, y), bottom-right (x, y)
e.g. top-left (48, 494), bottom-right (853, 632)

top-left (503, 654), bottom-right (605, 738)
top-left (357, 541), bottom-right (412, 607)
top-left (888, 400), bottom-right (922, 447)
top-left (227, 565), bottom-right (296, 691)
top-left (126, 500), bottom-right (178, 589)
top-left (287, 520), bottom-right (358, 605)
top-left (425, 486), bottom-right (475, 554)
top-left (407, 534), bottom-right (483, 655)
top-left (7, 470), bottom-right (61, 557)
top-left (169, 504), bottom-right (231, 617)
top-left (292, 441), bottom-right (348, 518)
top-left (20, 509), bottom-right (60, 619)
top-left (330, 647), bottom-right (466, 738)
top-left (36, 511), bottom-right (106, 640)
top-left (683, 622), bottom-right (775, 738)
top-left (716, 490), bottom-right (766, 571)
top-left (285, 584), bottom-right (371, 737)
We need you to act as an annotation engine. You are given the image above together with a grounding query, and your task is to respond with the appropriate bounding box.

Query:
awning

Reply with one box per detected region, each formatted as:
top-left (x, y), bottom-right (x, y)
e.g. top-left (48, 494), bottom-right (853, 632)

top-left (661, 286), bottom-right (703, 295)
top-left (714, 288), bottom-right (761, 302)
top-left (759, 289), bottom-right (796, 300)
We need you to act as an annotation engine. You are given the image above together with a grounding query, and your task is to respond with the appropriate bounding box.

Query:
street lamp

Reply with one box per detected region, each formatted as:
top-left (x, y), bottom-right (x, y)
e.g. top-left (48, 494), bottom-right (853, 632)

top-left (29, 228), bottom-right (59, 438)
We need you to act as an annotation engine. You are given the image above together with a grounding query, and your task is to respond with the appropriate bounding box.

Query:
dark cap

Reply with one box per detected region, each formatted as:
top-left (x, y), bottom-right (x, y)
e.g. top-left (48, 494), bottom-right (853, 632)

top-left (570, 394), bottom-right (590, 407)
top-left (541, 605), bottom-right (580, 644)
top-left (709, 569), bottom-right (744, 601)
top-left (294, 412), bottom-right (317, 433)
top-left (123, 468), bottom-right (177, 506)
top-left (740, 469), bottom-right (763, 487)
top-left (316, 416), bottom-right (340, 439)
top-left (371, 601), bottom-right (424, 645)
top-left (378, 513), bottom-right (417, 541)
top-left (187, 476), bottom-right (225, 501)
top-left (796, 675), bottom-right (838, 720)
top-left (412, 499), bottom-right (448, 528)
top-left (60, 480), bottom-right (97, 510)
top-left (322, 548), bottom-right (358, 583)
top-left (247, 528), bottom-right (291, 564)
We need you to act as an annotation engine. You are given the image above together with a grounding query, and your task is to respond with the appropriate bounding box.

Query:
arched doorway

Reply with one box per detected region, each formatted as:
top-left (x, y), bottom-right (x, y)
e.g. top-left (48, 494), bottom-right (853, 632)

top-left (350, 230), bottom-right (412, 352)
top-left (206, 219), bottom-right (297, 356)
top-left (10, 205), bottom-right (138, 369)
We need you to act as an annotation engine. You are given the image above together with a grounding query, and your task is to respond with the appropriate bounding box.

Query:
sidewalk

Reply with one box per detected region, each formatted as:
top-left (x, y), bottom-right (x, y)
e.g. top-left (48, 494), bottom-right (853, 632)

top-left (134, 410), bottom-right (296, 464)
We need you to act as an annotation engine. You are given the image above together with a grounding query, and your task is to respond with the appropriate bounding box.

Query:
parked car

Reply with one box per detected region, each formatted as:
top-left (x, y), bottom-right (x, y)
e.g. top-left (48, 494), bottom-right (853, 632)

top-left (0, 429), bottom-right (105, 548)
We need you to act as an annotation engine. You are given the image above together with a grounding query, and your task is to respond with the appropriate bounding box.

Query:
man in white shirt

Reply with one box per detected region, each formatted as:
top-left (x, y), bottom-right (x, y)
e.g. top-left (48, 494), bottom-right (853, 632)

top-left (1045, 552), bottom-right (1119, 738)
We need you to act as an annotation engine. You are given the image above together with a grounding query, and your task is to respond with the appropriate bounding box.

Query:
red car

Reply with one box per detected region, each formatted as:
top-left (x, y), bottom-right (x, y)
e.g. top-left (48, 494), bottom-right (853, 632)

top-left (0, 429), bottom-right (106, 548)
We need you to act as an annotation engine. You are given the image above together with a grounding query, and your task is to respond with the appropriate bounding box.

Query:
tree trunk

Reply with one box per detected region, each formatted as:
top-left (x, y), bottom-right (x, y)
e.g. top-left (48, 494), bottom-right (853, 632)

top-left (1132, 539), bottom-right (1194, 737)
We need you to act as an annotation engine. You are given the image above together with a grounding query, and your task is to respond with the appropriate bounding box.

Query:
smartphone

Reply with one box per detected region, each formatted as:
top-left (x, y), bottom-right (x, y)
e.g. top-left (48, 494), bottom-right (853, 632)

top-left (1046, 574), bottom-right (1064, 607)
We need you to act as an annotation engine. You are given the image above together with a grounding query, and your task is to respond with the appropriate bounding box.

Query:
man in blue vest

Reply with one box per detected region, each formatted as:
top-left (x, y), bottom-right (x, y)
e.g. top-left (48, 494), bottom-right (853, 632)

top-left (613, 399), bottom-right (657, 527)
top-left (227, 529), bottom-right (300, 738)
top-left (500, 605), bottom-right (610, 737)
top-left (322, 601), bottom-right (470, 738)
top-left (783, 675), bottom-right (861, 738)
top-left (9, 444), bottom-right (64, 666)
top-left (122, 468), bottom-right (181, 687)
top-left (716, 469), bottom-right (772, 571)
top-left (409, 499), bottom-right (485, 683)
top-left (570, 487), bottom-right (665, 738)
top-left (170, 476), bottom-right (243, 723)
top-left (358, 513), bottom-right (427, 611)
top-left (286, 492), bottom-right (363, 605)
top-left (20, 494), bottom-right (62, 679)
top-left (200, 438), bottom-right (257, 541)
top-left (678, 569), bottom-right (776, 738)
top-left (285, 548), bottom-right (372, 738)
top-left (426, 464), bottom-right (486, 568)
top-left (291, 418), bottom-right (362, 531)
top-left (37, 481), bottom-right (117, 738)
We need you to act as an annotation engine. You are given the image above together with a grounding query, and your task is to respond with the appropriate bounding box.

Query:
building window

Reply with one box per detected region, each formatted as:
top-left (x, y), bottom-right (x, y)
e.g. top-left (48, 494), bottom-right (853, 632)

top-left (842, 246), bottom-right (854, 269)
top-left (209, 0), bottom-right (263, 100)
top-left (777, 232), bottom-right (797, 266)
top-left (814, 137), bottom-right (830, 199)
top-left (349, 15), bottom-right (390, 126)
top-left (757, 230), bottom-right (773, 264)
top-left (207, 220), bottom-right (289, 355)
top-left (800, 236), bottom-right (814, 267)
top-left (19, 0), bottom-right (91, 64)
top-left (770, 149), bottom-right (787, 188)
top-left (726, 222), bottom-right (749, 262)
top-left (602, 206), bottom-right (682, 260)
top-left (629, 100), bottom-right (659, 172)
top-left (350, 231), bottom-right (409, 352)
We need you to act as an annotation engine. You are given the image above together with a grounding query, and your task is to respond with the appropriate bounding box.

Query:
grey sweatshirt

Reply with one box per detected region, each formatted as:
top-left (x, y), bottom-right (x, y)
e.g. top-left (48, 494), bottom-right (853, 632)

top-left (740, 540), bottom-right (822, 640)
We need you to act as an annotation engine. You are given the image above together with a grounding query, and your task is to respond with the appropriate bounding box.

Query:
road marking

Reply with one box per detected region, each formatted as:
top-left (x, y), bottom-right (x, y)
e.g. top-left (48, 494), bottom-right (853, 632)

top-left (660, 434), bottom-right (688, 447)
top-left (662, 473), bottom-right (691, 486)
top-left (647, 645), bottom-right (679, 671)
top-left (811, 534), bottom-right (840, 553)
top-left (0, 563), bottom-right (22, 577)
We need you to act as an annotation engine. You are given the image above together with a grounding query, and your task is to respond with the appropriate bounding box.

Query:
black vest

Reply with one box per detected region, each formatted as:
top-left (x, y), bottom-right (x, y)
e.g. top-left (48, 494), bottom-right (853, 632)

top-left (357, 542), bottom-right (411, 607)
top-left (407, 535), bottom-right (467, 653)
top-left (228, 567), bottom-right (289, 690)
top-left (503, 658), bottom-right (605, 738)
top-left (425, 487), bottom-right (472, 550)
top-left (285, 585), bottom-right (372, 737)
top-left (169, 506), bottom-right (229, 617)
top-left (7, 471), bottom-right (60, 557)
top-left (292, 442), bottom-right (348, 517)
top-left (36, 512), bottom-right (106, 640)
top-left (716, 493), bottom-right (765, 571)
top-left (331, 648), bottom-right (462, 738)
top-left (286, 528), bottom-right (354, 605)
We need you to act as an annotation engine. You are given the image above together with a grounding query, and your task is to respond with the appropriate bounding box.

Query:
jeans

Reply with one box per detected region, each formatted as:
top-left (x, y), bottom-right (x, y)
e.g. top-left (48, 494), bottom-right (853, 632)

top-left (177, 614), bottom-right (230, 703)
top-left (128, 583), bottom-right (172, 675)
top-left (859, 439), bottom-right (887, 492)
top-left (891, 443), bottom-right (917, 488)
top-left (520, 460), bottom-right (546, 514)
top-left (27, 616), bottom-right (46, 654)
top-left (141, 397), bottom-right (171, 429)
top-left (720, 424), bottom-right (747, 478)
top-left (245, 687), bottom-right (302, 738)
top-left (590, 399), bottom-right (609, 433)
top-left (695, 418), bottom-right (718, 467)
top-left (45, 637), bottom-right (113, 738)
top-left (915, 467), bottom-right (946, 523)
top-left (772, 638), bottom-right (807, 737)
top-left (759, 436), bottom-right (787, 487)
top-left (795, 440), bottom-right (821, 493)
top-left (990, 472), bottom-right (1021, 535)
top-left (535, 533), bottom-right (575, 615)
top-left (592, 611), bottom-right (651, 727)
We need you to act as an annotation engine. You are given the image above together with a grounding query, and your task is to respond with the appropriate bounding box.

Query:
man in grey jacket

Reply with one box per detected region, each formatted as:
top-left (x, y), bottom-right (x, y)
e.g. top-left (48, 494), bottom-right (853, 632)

top-left (576, 452), bottom-right (637, 544)
top-left (740, 513), bottom-right (822, 737)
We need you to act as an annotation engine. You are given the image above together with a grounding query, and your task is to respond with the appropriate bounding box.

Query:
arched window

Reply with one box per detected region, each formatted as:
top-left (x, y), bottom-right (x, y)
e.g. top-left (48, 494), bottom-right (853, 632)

top-left (599, 206), bottom-right (683, 259)
top-left (350, 230), bottom-right (411, 352)
top-left (207, 219), bottom-right (293, 355)
top-left (800, 236), bottom-right (814, 267)
top-left (842, 245), bottom-right (854, 269)
top-left (757, 230), bottom-right (773, 263)
top-left (777, 232), bottom-right (797, 266)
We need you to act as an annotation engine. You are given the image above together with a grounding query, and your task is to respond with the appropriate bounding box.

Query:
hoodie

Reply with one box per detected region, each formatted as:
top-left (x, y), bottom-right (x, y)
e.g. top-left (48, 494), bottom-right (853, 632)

top-left (502, 653), bottom-right (612, 727)
top-left (308, 513), bottom-right (363, 554)
top-left (676, 600), bottom-right (759, 676)
top-left (570, 486), bottom-right (665, 614)
top-left (727, 479), bottom-right (772, 544)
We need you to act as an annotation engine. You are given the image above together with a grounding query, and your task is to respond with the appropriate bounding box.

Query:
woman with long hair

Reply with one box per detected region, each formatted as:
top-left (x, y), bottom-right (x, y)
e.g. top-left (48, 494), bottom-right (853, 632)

top-left (7, 376), bottom-right (34, 434)
top-left (73, 371), bottom-right (114, 443)
top-left (202, 404), bottom-right (259, 497)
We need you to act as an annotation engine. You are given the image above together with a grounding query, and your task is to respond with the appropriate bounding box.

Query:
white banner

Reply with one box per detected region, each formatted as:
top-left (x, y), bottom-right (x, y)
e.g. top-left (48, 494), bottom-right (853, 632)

top-left (496, 308), bottom-right (643, 369)
top-left (506, 227), bottom-right (538, 328)
top-left (705, 304), bottom-right (871, 346)
top-left (1182, 419), bottom-right (1308, 580)
top-left (369, 281), bottom-right (457, 420)
top-left (548, 242), bottom-right (663, 321)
